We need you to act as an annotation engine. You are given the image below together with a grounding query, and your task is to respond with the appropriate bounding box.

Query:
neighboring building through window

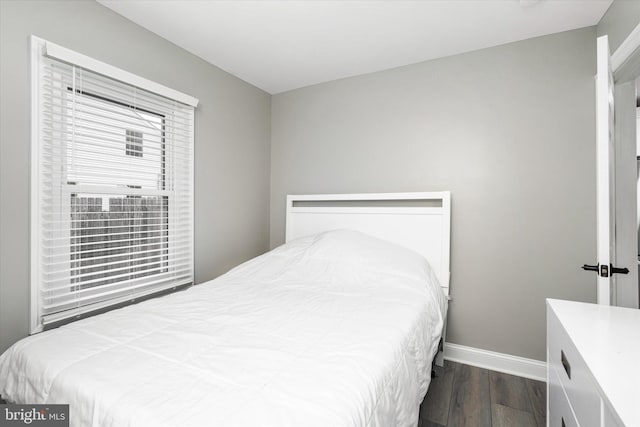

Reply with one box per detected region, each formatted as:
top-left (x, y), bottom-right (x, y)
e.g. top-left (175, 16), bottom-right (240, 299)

top-left (125, 129), bottom-right (143, 157)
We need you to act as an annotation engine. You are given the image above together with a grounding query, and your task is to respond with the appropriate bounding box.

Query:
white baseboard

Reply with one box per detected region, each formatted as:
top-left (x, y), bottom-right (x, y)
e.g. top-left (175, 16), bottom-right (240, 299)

top-left (443, 342), bottom-right (547, 382)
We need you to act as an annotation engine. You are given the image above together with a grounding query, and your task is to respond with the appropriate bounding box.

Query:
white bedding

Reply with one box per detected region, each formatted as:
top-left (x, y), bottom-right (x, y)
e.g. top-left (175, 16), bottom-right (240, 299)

top-left (0, 230), bottom-right (446, 427)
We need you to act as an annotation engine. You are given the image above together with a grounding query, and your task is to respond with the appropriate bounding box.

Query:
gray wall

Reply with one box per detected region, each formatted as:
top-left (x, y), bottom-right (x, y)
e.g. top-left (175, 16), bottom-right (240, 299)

top-left (0, 0), bottom-right (271, 353)
top-left (270, 27), bottom-right (597, 361)
top-left (597, 0), bottom-right (640, 52)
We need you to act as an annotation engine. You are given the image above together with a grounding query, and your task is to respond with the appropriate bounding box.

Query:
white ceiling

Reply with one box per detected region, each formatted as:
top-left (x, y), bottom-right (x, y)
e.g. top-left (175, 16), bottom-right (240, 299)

top-left (98, 0), bottom-right (612, 94)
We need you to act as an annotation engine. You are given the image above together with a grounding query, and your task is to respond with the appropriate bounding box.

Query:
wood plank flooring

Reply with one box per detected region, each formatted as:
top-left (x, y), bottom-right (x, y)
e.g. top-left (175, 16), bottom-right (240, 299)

top-left (419, 361), bottom-right (546, 427)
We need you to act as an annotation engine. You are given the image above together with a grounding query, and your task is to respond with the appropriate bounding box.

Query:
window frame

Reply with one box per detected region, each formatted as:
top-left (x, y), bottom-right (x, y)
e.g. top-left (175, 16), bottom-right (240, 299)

top-left (30, 36), bottom-right (198, 333)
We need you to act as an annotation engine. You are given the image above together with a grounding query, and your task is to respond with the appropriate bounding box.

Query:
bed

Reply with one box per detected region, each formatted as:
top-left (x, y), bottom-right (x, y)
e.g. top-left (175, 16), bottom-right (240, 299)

top-left (0, 192), bottom-right (451, 427)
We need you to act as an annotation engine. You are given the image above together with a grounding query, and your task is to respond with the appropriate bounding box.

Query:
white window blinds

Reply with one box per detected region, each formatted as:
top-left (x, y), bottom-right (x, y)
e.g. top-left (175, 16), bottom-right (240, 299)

top-left (31, 37), bottom-right (196, 331)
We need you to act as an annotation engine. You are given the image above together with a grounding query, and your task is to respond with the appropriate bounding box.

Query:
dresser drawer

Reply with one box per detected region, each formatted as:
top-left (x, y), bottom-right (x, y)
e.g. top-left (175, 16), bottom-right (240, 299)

top-left (547, 307), bottom-right (601, 427)
top-left (548, 364), bottom-right (579, 427)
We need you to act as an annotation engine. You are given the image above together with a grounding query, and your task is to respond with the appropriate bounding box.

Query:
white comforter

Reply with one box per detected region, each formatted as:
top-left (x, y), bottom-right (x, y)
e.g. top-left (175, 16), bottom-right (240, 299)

top-left (0, 230), bottom-right (446, 427)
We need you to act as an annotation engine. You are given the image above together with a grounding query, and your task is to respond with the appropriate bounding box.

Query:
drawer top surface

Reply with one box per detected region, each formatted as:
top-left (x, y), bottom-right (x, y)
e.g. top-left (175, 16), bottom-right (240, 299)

top-left (547, 299), bottom-right (640, 427)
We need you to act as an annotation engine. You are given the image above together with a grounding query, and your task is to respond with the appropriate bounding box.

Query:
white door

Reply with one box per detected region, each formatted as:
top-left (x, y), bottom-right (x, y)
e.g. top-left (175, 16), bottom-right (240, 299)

top-left (590, 35), bottom-right (634, 305)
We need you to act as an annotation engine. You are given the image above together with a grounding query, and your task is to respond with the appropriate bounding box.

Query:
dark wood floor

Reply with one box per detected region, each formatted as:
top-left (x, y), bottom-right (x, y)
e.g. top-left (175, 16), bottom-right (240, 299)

top-left (419, 361), bottom-right (546, 427)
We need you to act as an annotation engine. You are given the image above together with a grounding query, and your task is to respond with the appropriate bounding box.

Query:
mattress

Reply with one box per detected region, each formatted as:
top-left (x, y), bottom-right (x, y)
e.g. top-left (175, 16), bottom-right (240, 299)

top-left (0, 230), bottom-right (446, 427)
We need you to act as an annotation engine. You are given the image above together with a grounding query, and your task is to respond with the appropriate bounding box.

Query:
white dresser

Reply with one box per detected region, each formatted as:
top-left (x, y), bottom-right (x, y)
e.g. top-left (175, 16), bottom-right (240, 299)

top-left (547, 299), bottom-right (640, 427)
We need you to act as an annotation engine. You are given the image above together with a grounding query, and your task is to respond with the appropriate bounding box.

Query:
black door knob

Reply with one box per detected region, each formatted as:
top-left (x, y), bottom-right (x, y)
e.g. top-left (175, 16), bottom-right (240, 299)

top-left (582, 264), bottom-right (599, 272)
top-left (611, 266), bottom-right (629, 275)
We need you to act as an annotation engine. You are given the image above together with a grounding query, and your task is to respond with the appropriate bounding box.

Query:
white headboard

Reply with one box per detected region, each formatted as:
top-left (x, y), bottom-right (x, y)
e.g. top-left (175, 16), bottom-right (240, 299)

top-left (285, 192), bottom-right (451, 295)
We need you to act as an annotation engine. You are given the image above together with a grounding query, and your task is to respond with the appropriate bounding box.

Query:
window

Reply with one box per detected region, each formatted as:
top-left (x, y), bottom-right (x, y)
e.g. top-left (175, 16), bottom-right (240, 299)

top-left (125, 129), bottom-right (143, 157)
top-left (31, 37), bottom-right (198, 331)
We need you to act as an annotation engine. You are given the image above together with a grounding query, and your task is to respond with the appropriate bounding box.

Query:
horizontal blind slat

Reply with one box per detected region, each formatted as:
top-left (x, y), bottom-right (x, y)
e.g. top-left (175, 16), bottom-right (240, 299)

top-left (43, 241), bottom-right (193, 264)
top-left (42, 275), bottom-right (193, 315)
top-left (44, 250), bottom-right (191, 275)
top-left (44, 255), bottom-right (193, 286)
top-left (42, 229), bottom-right (192, 249)
top-left (41, 102), bottom-right (194, 137)
top-left (41, 65), bottom-right (194, 116)
top-left (43, 268), bottom-right (193, 301)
